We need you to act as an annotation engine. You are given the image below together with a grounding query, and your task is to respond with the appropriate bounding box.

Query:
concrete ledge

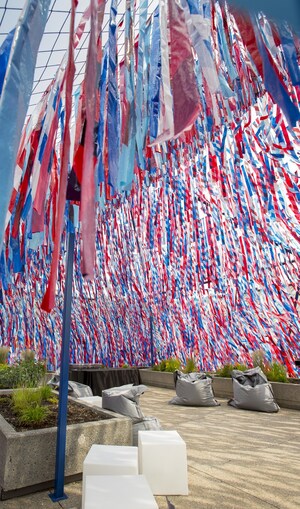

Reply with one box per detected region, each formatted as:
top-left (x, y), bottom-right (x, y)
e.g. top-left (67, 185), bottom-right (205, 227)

top-left (139, 369), bottom-right (175, 389)
top-left (212, 377), bottom-right (233, 399)
top-left (270, 382), bottom-right (300, 410)
top-left (0, 394), bottom-right (132, 499)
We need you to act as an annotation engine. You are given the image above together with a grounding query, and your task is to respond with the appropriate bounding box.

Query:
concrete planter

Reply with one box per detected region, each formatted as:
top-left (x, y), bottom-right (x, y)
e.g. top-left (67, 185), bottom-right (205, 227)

top-left (0, 393), bottom-right (132, 500)
top-left (139, 369), bottom-right (300, 410)
top-left (269, 382), bottom-right (300, 411)
top-left (139, 369), bottom-right (175, 389)
top-left (211, 377), bottom-right (233, 399)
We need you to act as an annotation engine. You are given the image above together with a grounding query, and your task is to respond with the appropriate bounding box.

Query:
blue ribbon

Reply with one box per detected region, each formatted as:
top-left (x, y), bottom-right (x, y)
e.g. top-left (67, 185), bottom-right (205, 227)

top-left (148, 6), bottom-right (161, 141)
top-left (254, 19), bottom-right (300, 127)
top-left (107, 0), bottom-right (120, 194)
top-left (97, 48), bottom-right (108, 184)
top-left (0, 29), bottom-right (15, 97)
top-left (278, 23), bottom-right (300, 86)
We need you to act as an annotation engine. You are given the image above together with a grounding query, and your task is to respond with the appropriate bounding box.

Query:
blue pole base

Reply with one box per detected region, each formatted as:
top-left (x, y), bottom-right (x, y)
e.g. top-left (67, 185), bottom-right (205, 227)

top-left (49, 492), bottom-right (68, 503)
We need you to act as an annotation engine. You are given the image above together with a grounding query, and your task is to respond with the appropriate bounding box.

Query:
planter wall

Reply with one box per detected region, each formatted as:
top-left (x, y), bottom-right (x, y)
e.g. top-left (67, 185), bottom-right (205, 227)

top-left (139, 369), bottom-right (300, 410)
top-left (0, 395), bottom-right (132, 500)
top-left (211, 377), bottom-right (233, 399)
top-left (139, 369), bottom-right (175, 389)
top-left (270, 382), bottom-right (300, 411)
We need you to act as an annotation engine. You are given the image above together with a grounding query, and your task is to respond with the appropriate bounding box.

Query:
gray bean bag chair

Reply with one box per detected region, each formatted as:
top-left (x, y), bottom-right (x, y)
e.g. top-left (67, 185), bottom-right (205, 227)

top-left (228, 367), bottom-right (279, 413)
top-left (132, 417), bottom-right (162, 446)
top-left (47, 375), bottom-right (93, 398)
top-left (169, 371), bottom-right (220, 407)
top-left (102, 384), bottom-right (148, 420)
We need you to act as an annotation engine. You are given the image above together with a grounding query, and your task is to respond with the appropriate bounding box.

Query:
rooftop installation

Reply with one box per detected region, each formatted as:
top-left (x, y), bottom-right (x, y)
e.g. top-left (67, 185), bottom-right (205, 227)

top-left (0, 0), bottom-right (300, 375)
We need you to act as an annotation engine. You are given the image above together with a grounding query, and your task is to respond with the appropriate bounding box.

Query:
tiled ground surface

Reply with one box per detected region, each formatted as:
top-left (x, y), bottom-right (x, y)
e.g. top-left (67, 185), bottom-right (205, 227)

top-left (1, 386), bottom-right (300, 509)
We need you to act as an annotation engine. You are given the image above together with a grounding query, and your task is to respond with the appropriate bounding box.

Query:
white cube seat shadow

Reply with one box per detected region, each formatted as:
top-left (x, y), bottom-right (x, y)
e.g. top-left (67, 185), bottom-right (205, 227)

top-left (82, 444), bottom-right (138, 505)
top-left (138, 430), bottom-right (188, 495)
top-left (84, 475), bottom-right (158, 509)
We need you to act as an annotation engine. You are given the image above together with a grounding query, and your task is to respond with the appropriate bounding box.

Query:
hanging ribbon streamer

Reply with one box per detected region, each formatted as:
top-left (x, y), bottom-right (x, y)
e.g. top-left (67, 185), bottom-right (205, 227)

top-left (253, 16), bottom-right (300, 128)
top-left (278, 22), bottom-right (300, 86)
top-left (41, 0), bottom-right (78, 312)
top-left (0, 0), bottom-right (51, 252)
top-left (107, 0), bottom-right (121, 194)
top-left (135, 0), bottom-right (149, 170)
top-left (152, 0), bottom-right (174, 144)
top-left (0, 29), bottom-right (15, 97)
top-left (167, 0), bottom-right (201, 138)
top-left (118, 0), bottom-right (136, 191)
top-left (80, 0), bottom-right (105, 279)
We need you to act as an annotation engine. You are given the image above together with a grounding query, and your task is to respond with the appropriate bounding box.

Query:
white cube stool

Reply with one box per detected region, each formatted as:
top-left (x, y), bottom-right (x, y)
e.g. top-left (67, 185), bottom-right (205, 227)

top-left (78, 396), bottom-right (102, 408)
top-left (83, 475), bottom-right (158, 509)
top-left (82, 444), bottom-right (138, 504)
top-left (138, 430), bottom-right (188, 495)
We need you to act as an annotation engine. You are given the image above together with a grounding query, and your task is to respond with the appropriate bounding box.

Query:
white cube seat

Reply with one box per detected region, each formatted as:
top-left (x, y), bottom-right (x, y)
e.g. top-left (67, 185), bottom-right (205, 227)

top-left (83, 474), bottom-right (158, 509)
top-left (138, 430), bottom-right (188, 495)
top-left (82, 444), bottom-right (138, 504)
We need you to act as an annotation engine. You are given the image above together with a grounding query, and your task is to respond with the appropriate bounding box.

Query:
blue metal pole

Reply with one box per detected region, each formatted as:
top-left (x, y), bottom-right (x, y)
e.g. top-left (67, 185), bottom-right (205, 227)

top-left (50, 208), bottom-right (75, 502)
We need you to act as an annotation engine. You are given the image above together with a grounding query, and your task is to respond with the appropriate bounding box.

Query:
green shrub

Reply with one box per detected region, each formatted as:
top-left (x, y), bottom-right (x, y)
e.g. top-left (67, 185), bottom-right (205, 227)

top-left (215, 358), bottom-right (288, 383)
top-left (39, 384), bottom-right (53, 401)
top-left (165, 358), bottom-right (181, 372)
top-left (152, 359), bottom-right (167, 371)
top-left (15, 360), bottom-right (46, 388)
top-left (12, 388), bottom-right (41, 412)
top-left (0, 360), bottom-right (46, 389)
top-left (11, 386), bottom-right (53, 425)
top-left (0, 346), bottom-right (9, 364)
top-left (215, 363), bottom-right (247, 378)
top-left (11, 386), bottom-right (53, 411)
top-left (152, 364), bottom-right (160, 371)
top-left (183, 357), bottom-right (198, 373)
top-left (152, 358), bottom-right (181, 372)
top-left (265, 362), bottom-right (288, 383)
top-left (19, 405), bottom-right (49, 425)
top-left (0, 365), bottom-right (19, 389)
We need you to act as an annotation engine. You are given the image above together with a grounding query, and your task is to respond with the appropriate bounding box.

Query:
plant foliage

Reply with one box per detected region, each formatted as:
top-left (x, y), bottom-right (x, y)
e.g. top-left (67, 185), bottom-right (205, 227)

top-left (0, 356), bottom-right (46, 389)
top-left (183, 357), bottom-right (198, 373)
top-left (11, 386), bottom-right (54, 425)
top-left (0, 346), bottom-right (9, 364)
top-left (215, 363), bottom-right (247, 378)
top-left (152, 358), bottom-right (181, 372)
top-left (19, 405), bottom-right (49, 425)
top-left (264, 362), bottom-right (288, 383)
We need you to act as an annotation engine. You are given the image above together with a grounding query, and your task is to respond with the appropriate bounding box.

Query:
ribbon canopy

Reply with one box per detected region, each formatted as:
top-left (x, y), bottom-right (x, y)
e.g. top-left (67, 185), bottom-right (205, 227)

top-left (0, 0), bottom-right (300, 376)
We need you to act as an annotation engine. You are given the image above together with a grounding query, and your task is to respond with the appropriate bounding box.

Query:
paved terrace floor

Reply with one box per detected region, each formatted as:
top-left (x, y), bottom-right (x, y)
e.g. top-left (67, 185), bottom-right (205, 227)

top-left (1, 386), bottom-right (300, 509)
